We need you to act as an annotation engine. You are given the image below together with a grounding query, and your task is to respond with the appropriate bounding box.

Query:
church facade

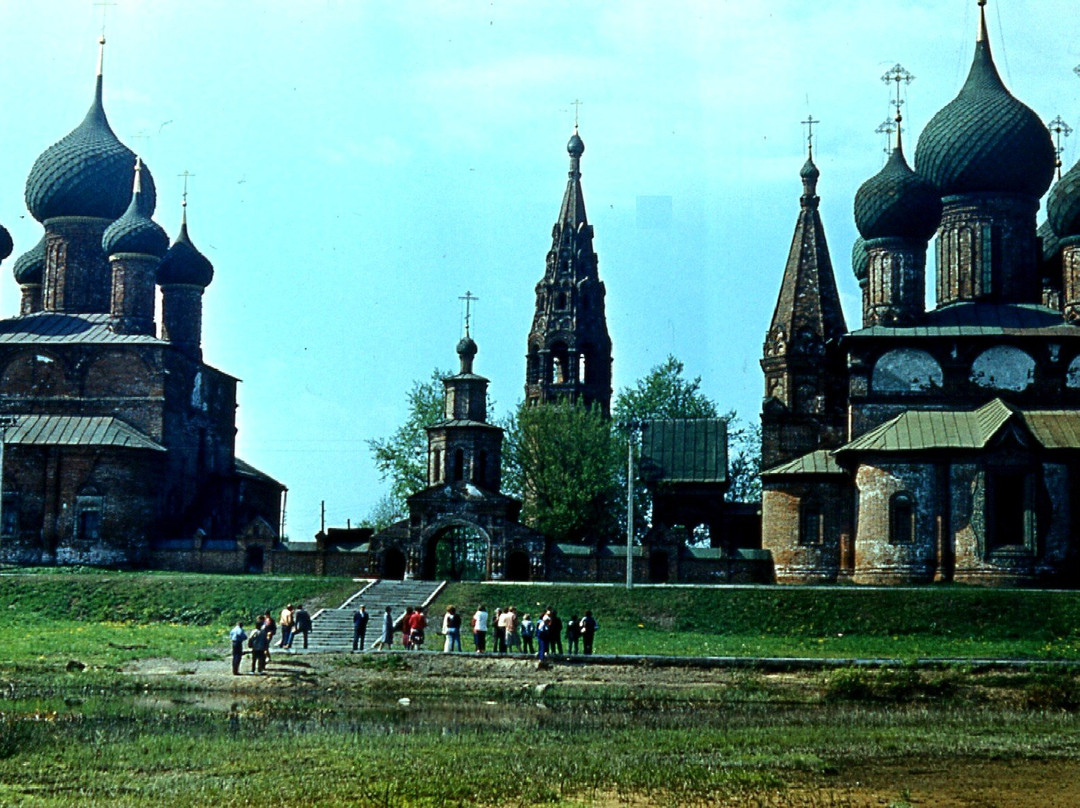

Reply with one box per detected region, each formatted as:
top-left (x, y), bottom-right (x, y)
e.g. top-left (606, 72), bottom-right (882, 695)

top-left (761, 6), bottom-right (1080, 586)
top-left (0, 40), bottom-right (284, 570)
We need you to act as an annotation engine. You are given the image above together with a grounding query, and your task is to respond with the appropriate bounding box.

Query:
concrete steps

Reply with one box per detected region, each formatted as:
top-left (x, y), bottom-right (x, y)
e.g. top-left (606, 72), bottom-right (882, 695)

top-left (306, 579), bottom-right (446, 651)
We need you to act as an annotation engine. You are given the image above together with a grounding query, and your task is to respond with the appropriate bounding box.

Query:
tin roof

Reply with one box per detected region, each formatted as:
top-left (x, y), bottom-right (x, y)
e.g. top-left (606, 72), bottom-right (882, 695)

top-left (4, 414), bottom-right (163, 451)
top-left (235, 457), bottom-right (286, 489)
top-left (640, 418), bottom-right (727, 484)
top-left (848, 302), bottom-right (1080, 339)
top-left (761, 449), bottom-right (845, 478)
top-left (0, 312), bottom-right (165, 345)
top-left (837, 399), bottom-right (1080, 455)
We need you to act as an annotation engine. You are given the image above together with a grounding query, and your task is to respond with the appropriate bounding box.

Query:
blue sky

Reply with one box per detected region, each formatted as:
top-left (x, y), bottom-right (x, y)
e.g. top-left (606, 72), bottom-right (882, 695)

top-left (0, 1), bottom-right (1077, 541)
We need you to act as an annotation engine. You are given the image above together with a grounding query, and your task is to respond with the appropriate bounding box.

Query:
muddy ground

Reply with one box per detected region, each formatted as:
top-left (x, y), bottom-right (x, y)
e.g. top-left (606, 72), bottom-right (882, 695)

top-left (120, 651), bottom-right (1080, 807)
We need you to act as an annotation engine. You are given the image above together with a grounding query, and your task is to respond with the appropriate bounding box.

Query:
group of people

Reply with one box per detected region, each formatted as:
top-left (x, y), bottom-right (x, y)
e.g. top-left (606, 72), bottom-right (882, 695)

top-left (230, 601), bottom-right (599, 673)
top-left (228, 603), bottom-right (313, 675)
top-left (464, 604), bottom-right (597, 660)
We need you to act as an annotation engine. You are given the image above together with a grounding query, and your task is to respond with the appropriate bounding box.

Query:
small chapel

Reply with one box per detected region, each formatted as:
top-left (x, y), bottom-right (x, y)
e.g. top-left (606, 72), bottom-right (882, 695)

top-left (0, 38), bottom-right (284, 570)
top-left (761, 2), bottom-right (1080, 586)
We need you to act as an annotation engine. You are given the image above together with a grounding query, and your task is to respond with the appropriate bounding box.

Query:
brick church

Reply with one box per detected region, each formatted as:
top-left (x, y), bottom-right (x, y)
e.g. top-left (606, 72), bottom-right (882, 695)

top-left (761, 4), bottom-right (1080, 586)
top-left (0, 39), bottom-right (284, 570)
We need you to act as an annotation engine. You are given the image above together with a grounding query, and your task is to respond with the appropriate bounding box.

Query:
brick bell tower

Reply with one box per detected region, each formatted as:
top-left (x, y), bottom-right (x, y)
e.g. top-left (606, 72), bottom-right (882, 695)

top-left (525, 125), bottom-right (613, 416)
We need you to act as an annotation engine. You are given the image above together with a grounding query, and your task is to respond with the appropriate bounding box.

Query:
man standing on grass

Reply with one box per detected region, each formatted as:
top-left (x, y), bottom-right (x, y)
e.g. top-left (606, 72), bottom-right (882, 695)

top-left (293, 604), bottom-right (312, 649)
top-left (353, 604), bottom-right (370, 652)
top-left (229, 620), bottom-right (247, 675)
top-left (580, 610), bottom-right (597, 655)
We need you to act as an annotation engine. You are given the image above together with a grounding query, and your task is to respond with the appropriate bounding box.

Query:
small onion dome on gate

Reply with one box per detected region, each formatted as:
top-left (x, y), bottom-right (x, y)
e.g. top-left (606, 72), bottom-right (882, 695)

top-left (852, 236), bottom-right (869, 283)
top-left (567, 127), bottom-right (585, 158)
top-left (0, 224), bottom-right (12, 264)
top-left (913, 10), bottom-right (1054, 199)
top-left (157, 210), bottom-right (214, 287)
top-left (102, 158), bottom-right (168, 257)
top-left (854, 138), bottom-right (941, 242)
top-left (25, 39), bottom-right (156, 223)
top-left (1047, 158), bottom-right (1080, 239)
top-left (12, 236), bottom-right (45, 284)
top-left (457, 335), bottom-right (478, 362)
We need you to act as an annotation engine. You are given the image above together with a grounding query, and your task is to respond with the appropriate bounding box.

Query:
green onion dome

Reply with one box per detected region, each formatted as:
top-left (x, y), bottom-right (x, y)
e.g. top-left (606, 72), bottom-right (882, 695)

top-left (102, 160), bottom-right (168, 258)
top-left (854, 141), bottom-right (941, 241)
top-left (157, 216), bottom-right (214, 287)
top-left (1038, 220), bottom-right (1062, 262)
top-left (852, 236), bottom-right (869, 283)
top-left (568, 129), bottom-right (584, 158)
top-left (1047, 158), bottom-right (1080, 239)
top-left (914, 27), bottom-right (1054, 199)
top-left (25, 74), bottom-right (156, 223)
top-left (12, 236), bottom-right (45, 284)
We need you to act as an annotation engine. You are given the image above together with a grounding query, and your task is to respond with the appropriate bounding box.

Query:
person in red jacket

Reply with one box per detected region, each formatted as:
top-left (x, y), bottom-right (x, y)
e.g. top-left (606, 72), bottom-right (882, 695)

top-left (408, 606), bottom-right (427, 649)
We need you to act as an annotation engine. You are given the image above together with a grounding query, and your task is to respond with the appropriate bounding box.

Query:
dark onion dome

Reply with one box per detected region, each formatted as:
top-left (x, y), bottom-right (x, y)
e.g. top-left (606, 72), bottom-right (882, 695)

top-left (12, 236), bottom-right (45, 284)
top-left (157, 212), bottom-right (214, 287)
top-left (0, 224), bottom-right (11, 263)
top-left (25, 51), bottom-right (157, 223)
top-left (800, 155), bottom-right (820, 182)
top-left (852, 236), bottom-right (869, 283)
top-left (567, 127), bottom-right (584, 157)
top-left (456, 335), bottom-right (478, 360)
top-left (914, 14), bottom-right (1054, 199)
top-left (854, 139), bottom-right (942, 241)
top-left (1047, 157), bottom-right (1080, 239)
top-left (102, 159), bottom-right (168, 257)
top-left (1038, 219), bottom-right (1062, 262)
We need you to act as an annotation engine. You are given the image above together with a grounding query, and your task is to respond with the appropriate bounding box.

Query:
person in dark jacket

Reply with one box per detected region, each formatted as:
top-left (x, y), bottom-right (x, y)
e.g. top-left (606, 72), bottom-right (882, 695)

top-left (567, 614), bottom-right (581, 654)
top-left (293, 605), bottom-right (312, 649)
top-left (580, 610), bottom-right (598, 655)
top-left (549, 610), bottom-right (563, 655)
top-left (352, 604), bottom-right (370, 652)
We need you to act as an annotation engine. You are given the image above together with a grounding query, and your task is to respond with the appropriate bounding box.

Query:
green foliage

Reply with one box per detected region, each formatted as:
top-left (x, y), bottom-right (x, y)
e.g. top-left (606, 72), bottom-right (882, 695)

top-left (365, 368), bottom-right (449, 514)
top-left (1023, 671), bottom-right (1080, 711)
top-left (503, 401), bottom-right (622, 543)
top-left (723, 408), bottom-right (762, 503)
top-left (613, 354), bottom-right (719, 425)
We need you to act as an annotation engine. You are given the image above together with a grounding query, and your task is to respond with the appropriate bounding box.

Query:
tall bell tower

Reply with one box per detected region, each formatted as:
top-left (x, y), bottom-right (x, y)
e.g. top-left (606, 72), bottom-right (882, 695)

top-left (524, 125), bottom-right (613, 415)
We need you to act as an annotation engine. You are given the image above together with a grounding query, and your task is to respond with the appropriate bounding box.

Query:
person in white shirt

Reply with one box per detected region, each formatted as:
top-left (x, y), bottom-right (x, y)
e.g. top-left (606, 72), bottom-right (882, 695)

top-left (472, 605), bottom-right (489, 653)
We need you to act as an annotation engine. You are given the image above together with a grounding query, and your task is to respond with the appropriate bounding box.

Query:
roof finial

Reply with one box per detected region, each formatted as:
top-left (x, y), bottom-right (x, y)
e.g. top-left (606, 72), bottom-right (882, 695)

top-left (178, 170), bottom-right (194, 227)
top-left (977, 0), bottom-right (988, 44)
top-left (571, 98), bottom-right (583, 131)
top-left (132, 156), bottom-right (143, 195)
top-left (459, 290), bottom-right (478, 337)
top-left (875, 118), bottom-right (897, 157)
top-left (802, 114), bottom-right (819, 159)
top-left (881, 63), bottom-right (914, 154)
top-left (1049, 116), bottom-right (1073, 181)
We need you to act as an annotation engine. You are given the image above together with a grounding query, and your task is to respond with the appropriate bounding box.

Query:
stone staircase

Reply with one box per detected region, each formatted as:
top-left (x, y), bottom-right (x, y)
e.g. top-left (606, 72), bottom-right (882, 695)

top-left (306, 579), bottom-right (447, 651)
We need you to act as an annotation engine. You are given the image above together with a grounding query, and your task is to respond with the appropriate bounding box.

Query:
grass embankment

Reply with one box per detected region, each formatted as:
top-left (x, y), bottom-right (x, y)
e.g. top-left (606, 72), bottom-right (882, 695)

top-left (436, 583), bottom-right (1080, 660)
top-left (0, 570), bottom-right (359, 669)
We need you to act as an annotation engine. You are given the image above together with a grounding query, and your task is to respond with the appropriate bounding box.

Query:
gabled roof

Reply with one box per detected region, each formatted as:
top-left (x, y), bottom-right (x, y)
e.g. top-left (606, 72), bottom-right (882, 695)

top-left (761, 449), bottom-right (845, 478)
top-left (836, 399), bottom-right (1080, 455)
top-left (5, 414), bottom-right (164, 451)
top-left (235, 457), bottom-right (286, 489)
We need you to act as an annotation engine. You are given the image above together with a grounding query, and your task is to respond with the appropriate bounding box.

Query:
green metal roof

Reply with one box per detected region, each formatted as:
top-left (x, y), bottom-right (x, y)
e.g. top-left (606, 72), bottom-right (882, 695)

top-left (837, 399), bottom-right (1080, 455)
top-left (5, 414), bottom-right (164, 451)
top-left (761, 449), bottom-right (845, 478)
top-left (848, 303), bottom-right (1080, 339)
top-left (640, 418), bottom-right (727, 484)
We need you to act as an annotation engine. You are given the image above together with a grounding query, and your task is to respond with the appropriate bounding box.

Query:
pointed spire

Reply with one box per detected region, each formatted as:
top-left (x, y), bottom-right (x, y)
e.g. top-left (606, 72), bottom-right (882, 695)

top-left (558, 126), bottom-right (588, 229)
top-left (977, 0), bottom-right (988, 45)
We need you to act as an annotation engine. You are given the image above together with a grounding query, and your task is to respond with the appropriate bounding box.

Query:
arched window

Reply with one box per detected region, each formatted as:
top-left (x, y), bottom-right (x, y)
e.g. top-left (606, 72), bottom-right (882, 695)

top-left (453, 449), bottom-right (465, 482)
top-left (799, 501), bottom-right (823, 546)
top-left (889, 493), bottom-right (914, 545)
top-left (432, 449), bottom-right (442, 483)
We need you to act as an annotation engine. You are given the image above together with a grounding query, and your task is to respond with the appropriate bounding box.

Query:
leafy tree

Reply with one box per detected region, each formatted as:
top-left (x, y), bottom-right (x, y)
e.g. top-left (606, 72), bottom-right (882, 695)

top-left (366, 368), bottom-right (448, 513)
top-left (360, 494), bottom-right (405, 532)
top-left (503, 401), bottom-right (622, 545)
top-left (724, 410), bottom-right (762, 503)
top-left (613, 354), bottom-right (718, 427)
